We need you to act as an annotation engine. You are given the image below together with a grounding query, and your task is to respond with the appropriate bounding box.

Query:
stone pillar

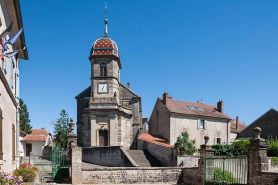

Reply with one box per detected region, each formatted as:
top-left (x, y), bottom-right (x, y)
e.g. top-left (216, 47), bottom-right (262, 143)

top-left (247, 127), bottom-right (269, 185)
top-left (108, 112), bottom-right (117, 146)
top-left (90, 114), bottom-right (97, 146)
top-left (71, 146), bottom-right (82, 184)
top-left (67, 118), bottom-right (77, 149)
top-left (29, 152), bottom-right (34, 166)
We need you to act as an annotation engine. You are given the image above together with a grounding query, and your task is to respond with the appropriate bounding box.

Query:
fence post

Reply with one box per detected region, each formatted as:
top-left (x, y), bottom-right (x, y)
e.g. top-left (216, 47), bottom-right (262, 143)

top-left (29, 152), bottom-right (34, 166)
top-left (247, 127), bottom-right (269, 185)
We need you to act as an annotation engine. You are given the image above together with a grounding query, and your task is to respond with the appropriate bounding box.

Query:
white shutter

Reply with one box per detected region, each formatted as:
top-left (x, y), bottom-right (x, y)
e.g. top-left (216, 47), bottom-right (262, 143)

top-left (214, 138), bottom-right (217, 144)
top-left (10, 58), bottom-right (13, 89)
top-left (204, 120), bottom-right (207, 130)
top-left (15, 68), bottom-right (19, 100)
top-left (184, 119), bottom-right (187, 128)
top-left (197, 119), bottom-right (200, 129)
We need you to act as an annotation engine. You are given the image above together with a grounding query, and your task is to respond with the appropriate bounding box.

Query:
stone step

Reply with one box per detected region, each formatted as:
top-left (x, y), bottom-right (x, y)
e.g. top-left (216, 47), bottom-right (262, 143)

top-left (126, 150), bottom-right (162, 167)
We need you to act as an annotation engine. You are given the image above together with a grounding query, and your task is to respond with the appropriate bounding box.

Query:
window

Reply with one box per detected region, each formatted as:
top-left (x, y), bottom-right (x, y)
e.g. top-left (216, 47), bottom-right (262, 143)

top-left (184, 119), bottom-right (187, 128)
top-left (10, 58), bottom-right (13, 89)
top-left (200, 120), bottom-right (204, 129)
top-left (100, 63), bottom-right (107, 76)
top-left (216, 138), bottom-right (221, 144)
top-left (188, 106), bottom-right (196, 110)
top-left (217, 122), bottom-right (221, 131)
top-left (2, 56), bottom-right (6, 74)
top-left (196, 107), bottom-right (203, 111)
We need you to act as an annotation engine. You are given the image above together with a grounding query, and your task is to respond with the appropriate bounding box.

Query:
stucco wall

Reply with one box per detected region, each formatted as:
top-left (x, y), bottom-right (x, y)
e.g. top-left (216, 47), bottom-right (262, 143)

top-left (148, 99), bottom-right (170, 140)
top-left (23, 141), bottom-right (43, 156)
top-left (169, 115), bottom-right (230, 146)
top-left (138, 139), bottom-right (177, 166)
top-left (82, 146), bottom-right (136, 167)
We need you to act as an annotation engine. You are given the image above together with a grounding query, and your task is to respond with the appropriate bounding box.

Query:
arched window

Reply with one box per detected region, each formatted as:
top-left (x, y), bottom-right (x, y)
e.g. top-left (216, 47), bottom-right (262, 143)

top-left (100, 64), bottom-right (107, 77)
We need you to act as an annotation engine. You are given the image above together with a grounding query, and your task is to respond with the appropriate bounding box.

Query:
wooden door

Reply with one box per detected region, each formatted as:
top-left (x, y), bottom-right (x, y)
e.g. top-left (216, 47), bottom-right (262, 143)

top-left (26, 143), bottom-right (32, 156)
top-left (99, 130), bottom-right (108, 146)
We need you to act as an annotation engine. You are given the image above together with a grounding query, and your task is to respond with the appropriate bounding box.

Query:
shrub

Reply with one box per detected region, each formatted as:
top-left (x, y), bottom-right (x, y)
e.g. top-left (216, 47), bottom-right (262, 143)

top-left (231, 138), bottom-right (250, 156)
top-left (267, 136), bottom-right (278, 157)
top-left (0, 172), bottom-right (23, 185)
top-left (13, 162), bottom-right (39, 182)
top-left (213, 167), bottom-right (237, 183)
top-left (175, 132), bottom-right (197, 156)
top-left (212, 144), bottom-right (234, 157)
top-left (272, 157), bottom-right (278, 165)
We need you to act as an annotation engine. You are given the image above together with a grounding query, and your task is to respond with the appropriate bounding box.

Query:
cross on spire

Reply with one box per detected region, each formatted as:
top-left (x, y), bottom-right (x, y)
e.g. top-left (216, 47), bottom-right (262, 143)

top-left (103, 2), bottom-right (109, 18)
top-left (103, 2), bottom-right (109, 37)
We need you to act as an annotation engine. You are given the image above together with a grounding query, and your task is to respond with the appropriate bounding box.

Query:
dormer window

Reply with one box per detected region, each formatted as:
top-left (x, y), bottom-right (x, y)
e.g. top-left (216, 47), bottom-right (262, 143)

top-left (100, 63), bottom-right (107, 76)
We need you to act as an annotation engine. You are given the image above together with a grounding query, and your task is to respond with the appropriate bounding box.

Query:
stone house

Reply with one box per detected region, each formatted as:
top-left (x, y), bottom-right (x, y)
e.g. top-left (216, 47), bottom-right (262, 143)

top-left (76, 18), bottom-right (145, 150)
top-left (237, 108), bottom-right (278, 140)
top-left (148, 91), bottom-right (232, 147)
top-left (230, 116), bottom-right (247, 142)
top-left (22, 128), bottom-right (51, 156)
top-left (0, 0), bottom-right (28, 172)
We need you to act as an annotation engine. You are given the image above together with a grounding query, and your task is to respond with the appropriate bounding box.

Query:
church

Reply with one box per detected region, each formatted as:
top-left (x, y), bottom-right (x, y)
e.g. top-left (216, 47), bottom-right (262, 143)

top-left (75, 17), bottom-right (145, 150)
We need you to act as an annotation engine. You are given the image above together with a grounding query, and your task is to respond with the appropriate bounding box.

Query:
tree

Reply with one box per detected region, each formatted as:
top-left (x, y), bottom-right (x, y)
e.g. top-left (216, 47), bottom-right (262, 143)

top-left (54, 109), bottom-right (69, 148)
top-left (174, 132), bottom-right (197, 156)
top-left (19, 98), bottom-right (32, 134)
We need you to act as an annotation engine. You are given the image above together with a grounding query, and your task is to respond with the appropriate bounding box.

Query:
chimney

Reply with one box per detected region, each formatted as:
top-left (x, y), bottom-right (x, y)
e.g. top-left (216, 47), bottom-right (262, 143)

top-left (197, 100), bottom-right (202, 103)
top-left (217, 99), bottom-right (224, 113)
top-left (163, 91), bottom-right (169, 105)
top-left (169, 95), bottom-right (173, 99)
top-left (236, 116), bottom-right (239, 130)
top-left (127, 82), bottom-right (130, 89)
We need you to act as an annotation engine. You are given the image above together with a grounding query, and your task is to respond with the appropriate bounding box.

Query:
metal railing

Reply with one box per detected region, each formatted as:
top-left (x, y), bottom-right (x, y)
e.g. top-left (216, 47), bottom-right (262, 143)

top-left (205, 156), bottom-right (248, 185)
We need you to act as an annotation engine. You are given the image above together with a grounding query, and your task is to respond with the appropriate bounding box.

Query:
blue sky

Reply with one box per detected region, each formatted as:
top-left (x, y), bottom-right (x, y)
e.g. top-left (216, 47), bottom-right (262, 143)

top-left (19, 1), bottom-right (278, 134)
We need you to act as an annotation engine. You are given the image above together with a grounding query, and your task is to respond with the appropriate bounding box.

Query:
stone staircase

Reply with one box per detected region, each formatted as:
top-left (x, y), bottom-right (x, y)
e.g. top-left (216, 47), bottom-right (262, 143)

top-left (126, 150), bottom-right (162, 167)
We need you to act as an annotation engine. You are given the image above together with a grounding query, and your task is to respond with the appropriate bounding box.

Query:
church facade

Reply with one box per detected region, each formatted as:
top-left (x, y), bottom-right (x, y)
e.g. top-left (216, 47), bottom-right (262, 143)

top-left (76, 18), bottom-right (144, 149)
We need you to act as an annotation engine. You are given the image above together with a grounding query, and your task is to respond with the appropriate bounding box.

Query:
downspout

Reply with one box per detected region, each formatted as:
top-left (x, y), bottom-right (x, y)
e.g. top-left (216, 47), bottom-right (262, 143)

top-left (16, 105), bottom-right (20, 168)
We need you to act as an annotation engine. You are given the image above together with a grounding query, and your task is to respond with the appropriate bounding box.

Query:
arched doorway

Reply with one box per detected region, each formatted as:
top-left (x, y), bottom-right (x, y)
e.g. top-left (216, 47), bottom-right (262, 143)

top-left (99, 130), bottom-right (108, 146)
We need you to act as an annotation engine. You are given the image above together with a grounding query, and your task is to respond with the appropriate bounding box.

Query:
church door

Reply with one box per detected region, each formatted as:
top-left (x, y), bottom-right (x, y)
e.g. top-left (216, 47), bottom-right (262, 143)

top-left (99, 130), bottom-right (108, 146)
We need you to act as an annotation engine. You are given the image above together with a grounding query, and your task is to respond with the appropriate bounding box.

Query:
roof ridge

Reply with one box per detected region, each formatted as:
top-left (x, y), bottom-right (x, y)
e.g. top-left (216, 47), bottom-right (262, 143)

top-left (159, 97), bottom-right (215, 107)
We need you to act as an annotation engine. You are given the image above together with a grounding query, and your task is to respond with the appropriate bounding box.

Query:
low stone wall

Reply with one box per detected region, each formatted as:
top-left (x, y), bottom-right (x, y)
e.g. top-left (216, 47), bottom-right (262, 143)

top-left (177, 156), bottom-right (199, 167)
top-left (138, 139), bottom-right (177, 166)
top-left (183, 167), bottom-right (203, 185)
top-left (258, 172), bottom-right (278, 185)
top-left (82, 146), bottom-right (137, 167)
top-left (81, 167), bottom-right (183, 184)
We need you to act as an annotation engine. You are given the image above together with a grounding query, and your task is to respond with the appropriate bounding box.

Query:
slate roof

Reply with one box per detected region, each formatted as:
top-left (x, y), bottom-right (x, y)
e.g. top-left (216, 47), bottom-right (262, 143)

top-left (23, 129), bottom-right (49, 142)
top-left (159, 98), bottom-right (231, 120)
top-left (230, 119), bottom-right (247, 133)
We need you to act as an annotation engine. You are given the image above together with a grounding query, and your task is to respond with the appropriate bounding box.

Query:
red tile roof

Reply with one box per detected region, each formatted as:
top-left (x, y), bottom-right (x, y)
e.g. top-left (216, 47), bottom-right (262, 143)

top-left (138, 134), bottom-right (174, 148)
top-left (23, 129), bottom-right (49, 141)
top-left (230, 119), bottom-right (247, 133)
top-left (159, 98), bottom-right (231, 120)
top-left (91, 38), bottom-right (119, 57)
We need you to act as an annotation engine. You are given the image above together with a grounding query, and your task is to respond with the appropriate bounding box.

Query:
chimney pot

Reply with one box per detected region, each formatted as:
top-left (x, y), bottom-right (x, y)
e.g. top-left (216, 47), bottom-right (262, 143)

top-left (127, 82), bottom-right (130, 89)
top-left (197, 100), bottom-right (202, 103)
top-left (236, 116), bottom-right (239, 130)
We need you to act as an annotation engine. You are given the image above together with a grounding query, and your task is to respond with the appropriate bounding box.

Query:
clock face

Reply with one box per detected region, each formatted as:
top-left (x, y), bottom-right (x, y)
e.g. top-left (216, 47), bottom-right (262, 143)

top-left (98, 83), bottom-right (108, 93)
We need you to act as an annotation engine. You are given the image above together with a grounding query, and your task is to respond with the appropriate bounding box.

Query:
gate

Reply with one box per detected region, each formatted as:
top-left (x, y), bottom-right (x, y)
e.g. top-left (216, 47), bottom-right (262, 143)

top-left (52, 147), bottom-right (70, 181)
top-left (204, 156), bottom-right (248, 185)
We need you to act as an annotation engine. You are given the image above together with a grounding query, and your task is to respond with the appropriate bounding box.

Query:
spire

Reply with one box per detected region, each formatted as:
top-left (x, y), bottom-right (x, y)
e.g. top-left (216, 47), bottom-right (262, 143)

top-left (103, 2), bottom-right (109, 37)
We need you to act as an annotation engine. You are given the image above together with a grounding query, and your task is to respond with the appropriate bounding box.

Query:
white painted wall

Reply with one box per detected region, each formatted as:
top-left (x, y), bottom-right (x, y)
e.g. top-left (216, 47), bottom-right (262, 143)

top-left (170, 114), bottom-right (230, 147)
top-left (23, 141), bottom-right (44, 156)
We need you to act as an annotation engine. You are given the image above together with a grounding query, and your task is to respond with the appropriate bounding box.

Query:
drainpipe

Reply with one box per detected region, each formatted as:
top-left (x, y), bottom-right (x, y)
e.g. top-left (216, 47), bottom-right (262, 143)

top-left (16, 105), bottom-right (20, 168)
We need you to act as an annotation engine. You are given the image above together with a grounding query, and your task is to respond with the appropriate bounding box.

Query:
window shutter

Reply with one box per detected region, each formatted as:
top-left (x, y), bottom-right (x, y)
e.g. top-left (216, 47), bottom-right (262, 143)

top-left (214, 138), bottom-right (217, 144)
top-left (184, 119), bottom-right (187, 128)
top-left (15, 68), bottom-right (19, 100)
top-left (204, 120), bottom-right (207, 130)
top-left (10, 58), bottom-right (13, 89)
top-left (197, 119), bottom-right (200, 130)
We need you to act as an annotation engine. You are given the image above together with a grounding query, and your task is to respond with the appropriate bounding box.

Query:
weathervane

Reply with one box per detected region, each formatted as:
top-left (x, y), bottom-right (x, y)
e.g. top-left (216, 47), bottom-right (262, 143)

top-left (103, 1), bottom-right (109, 37)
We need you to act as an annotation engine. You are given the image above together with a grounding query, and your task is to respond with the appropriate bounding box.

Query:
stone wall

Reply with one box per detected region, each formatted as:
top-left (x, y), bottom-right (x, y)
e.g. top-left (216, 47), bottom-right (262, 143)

top-left (82, 146), bottom-right (137, 167)
top-left (81, 167), bottom-right (183, 184)
top-left (138, 139), bottom-right (176, 166)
